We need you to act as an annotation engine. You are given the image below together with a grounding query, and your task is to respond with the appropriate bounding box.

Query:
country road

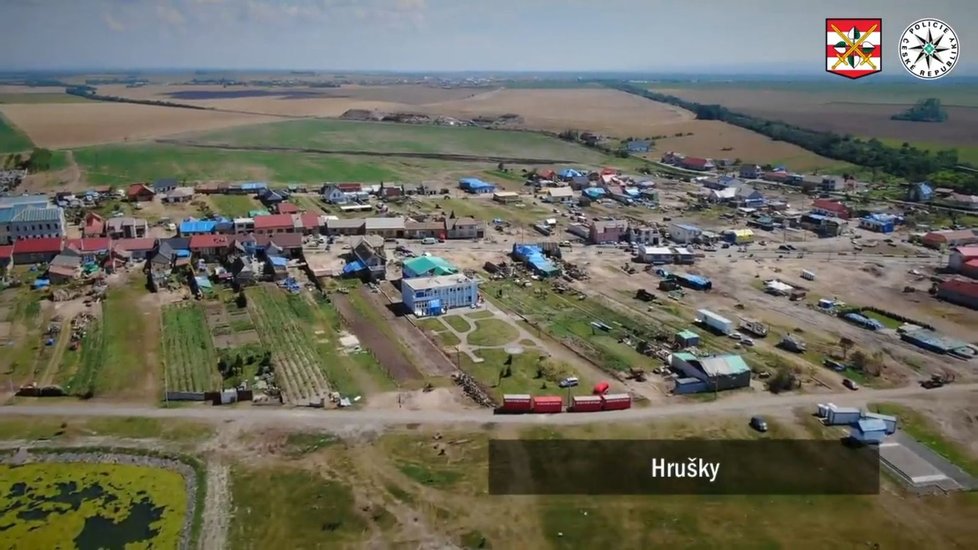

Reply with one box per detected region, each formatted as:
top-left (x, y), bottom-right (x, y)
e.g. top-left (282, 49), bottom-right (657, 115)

top-left (3, 383), bottom-right (975, 429)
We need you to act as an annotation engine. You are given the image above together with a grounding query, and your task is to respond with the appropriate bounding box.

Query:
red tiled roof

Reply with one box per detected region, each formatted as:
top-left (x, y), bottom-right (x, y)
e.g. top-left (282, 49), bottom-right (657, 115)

top-left (337, 183), bottom-right (362, 192)
top-left (965, 259), bottom-right (978, 269)
top-left (253, 214), bottom-right (295, 230)
top-left (13, 237), bottom-right (64, 254)
top-left (276, 202), bottom-right (299, 214)
top-left (923, 229), bottom-right (975, 243)
top-left (66, 238), bottom-right (112, 252)
top-left (126, 183), bottom-right (154, 198)
top-left (267, 233), bottom-right (303, 248)
top-left (299, 213), bottom-right (321, 230)
top-left (113, 238), bottom-right (156, 251)
top-left (189, 234), bottom-right (231, 249)
top-left (0, 245), bottom-right (13, 260)
top-left (682, 157), bottom-right (709, 167)
top-left (84, 212), bottom-right (105, 236)
top-left (939, 279), bottom-right (978, 298)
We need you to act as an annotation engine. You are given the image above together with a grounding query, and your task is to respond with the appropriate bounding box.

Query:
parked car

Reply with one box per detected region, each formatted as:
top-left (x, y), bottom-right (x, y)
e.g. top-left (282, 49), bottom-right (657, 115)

top-left (843, 378), bottom-right (859, 391)
top-left (558, 376), bottom-right (580, 388)
top-left (728, 332), bottom-right (742, 341)
top-left (741, 337), bottom-right (754, 347)
top-left (749, 416), bottom-right (769, 432)
top-left (823, 359), bottom-right (846, 372)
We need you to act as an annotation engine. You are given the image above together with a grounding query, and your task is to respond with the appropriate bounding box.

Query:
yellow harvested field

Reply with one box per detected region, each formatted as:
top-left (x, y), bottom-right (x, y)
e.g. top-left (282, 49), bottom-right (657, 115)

top-left (644, 120), bottom-right (843, 170)
top-left (417, 88), bottom-right (694, 135)
top-left (95, 84), bottom-right (491, 117)
top-left (0, 85), bottom-right (68, 94)
top-left (0, 103), bottom-right (277, 149)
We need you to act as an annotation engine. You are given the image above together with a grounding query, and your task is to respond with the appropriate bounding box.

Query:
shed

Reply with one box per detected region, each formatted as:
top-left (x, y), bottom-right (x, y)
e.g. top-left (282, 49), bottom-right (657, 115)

top-left (673, 377), bottom-right (709, 395)
top-left (849, 418), bottom-right (888, 445)
top-left (675, 330), bottom-right (700, 348)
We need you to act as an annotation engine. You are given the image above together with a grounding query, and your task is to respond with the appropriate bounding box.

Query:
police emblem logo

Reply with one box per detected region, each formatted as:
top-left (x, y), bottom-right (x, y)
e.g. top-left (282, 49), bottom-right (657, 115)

top-left (826, 19), bottom-right (883, 79)
top-left (900, 19), bottom-right (959, 80)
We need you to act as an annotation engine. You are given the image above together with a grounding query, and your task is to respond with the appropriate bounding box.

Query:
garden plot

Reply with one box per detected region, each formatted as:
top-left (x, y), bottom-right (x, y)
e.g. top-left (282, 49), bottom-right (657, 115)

top-left (246, 286), bottom-right (331, 404)
top-left (204, 302), bottom-right (259, 350)
top-left (162, 304), bottom-right (221, 392)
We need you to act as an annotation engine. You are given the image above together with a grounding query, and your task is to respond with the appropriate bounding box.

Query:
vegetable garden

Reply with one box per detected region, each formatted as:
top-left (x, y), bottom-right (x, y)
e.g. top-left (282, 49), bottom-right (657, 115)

top-left (246, 285), bottom-right (331, 404)
top-left (162, 304), bottom-right (221, 392)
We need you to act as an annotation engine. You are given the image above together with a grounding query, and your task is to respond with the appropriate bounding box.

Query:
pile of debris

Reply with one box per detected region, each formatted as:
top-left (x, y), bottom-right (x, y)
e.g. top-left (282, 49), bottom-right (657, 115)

top-left (564, 263), bottom-right (589, 280)
top-left (278, 277), bottom-right (301, 294)
top-left (451, 371), bottom-right (495, 408)
top-left (52, 288), bottom-right (82, 302)
top-left (69, 313), bottom-right (97, 350)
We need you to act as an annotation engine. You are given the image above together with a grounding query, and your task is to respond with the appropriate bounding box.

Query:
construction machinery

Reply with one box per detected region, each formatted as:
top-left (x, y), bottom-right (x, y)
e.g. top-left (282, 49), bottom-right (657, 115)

top-left (635, 288), bottom-right (656, 302)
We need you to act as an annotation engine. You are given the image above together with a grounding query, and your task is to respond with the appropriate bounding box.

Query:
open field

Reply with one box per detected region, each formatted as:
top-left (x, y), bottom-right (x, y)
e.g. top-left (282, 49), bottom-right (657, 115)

top-left (0, 112), bottom-right (32, 153)
top-left (417, 87), bottom-right (693, 135)
top-left (218, 417), bottom-right (978, 549)
top-left (652, 83), bottom-right (978, 148)
top-left (0, 462), bottom-right (188, 549)
top-left (97, 83), bottom-right (491, 116)
top-left (0, 92), bottom-right (91, 104)
top-left (72, 144), bottom-right (404, 185)
top-left (208, 194), bottom-right (263, 217)
top-left (162, 304), bottom-right (221, 393)
top-left (183, 118), bottom-right (612, 163)
top-left (0, 102), bottom-right (277, 149)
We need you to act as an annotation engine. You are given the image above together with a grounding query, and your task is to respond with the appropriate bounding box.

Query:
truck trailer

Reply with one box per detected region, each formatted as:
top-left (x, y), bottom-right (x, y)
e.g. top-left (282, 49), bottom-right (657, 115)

top-left (600, 393), bottom-right (632, 411)
top-left (696, 309), bottom-right (732, 335)
top-left (497, 394), bottom-right (533, 414)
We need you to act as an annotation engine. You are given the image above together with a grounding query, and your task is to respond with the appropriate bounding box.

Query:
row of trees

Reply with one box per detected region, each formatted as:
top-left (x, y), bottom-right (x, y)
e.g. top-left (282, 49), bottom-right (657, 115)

top-left (65, 86), bottom-right (211, 111)
top-left (605, 82), bottom-right (978, 192)
top-left (2, 147), bottom-right (55, 172)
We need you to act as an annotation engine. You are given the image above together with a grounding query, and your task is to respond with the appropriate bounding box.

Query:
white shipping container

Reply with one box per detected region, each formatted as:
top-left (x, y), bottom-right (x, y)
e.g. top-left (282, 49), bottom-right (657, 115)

top-left (801, 270), bottom-right (816, 281)
top-left (697, 309), bottom-right (732, 334)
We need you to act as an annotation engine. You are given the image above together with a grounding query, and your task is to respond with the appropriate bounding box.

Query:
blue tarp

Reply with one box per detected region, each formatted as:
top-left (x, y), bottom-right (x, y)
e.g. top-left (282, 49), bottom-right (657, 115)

top-left (343, 260), bottom-right (366, 274)
top-left (195, 276), bottom-right (213, 289)
top-left (459, 178), bottom-right (495, 191)
top-left (33, 279), bottom-right (50, 289)
top-left (558, 168), bottom-right (583, 178)
top-left (270, 256), bottom-right (288, 267)
top-left (583, 187), bottom-right (607, 198)
top-left (240, 182), bottom-right (268, 191)
top-left (179, 220), bottom-right (217, 234)
top-left (175, 250), bottom-right (191, 258)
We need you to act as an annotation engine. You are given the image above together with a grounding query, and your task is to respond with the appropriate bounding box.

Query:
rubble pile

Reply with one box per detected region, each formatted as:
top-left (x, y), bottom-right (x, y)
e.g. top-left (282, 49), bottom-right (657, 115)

top-left (69, 313), bottom-right (96, 349)
top-left (451, 371), bottom-right (495, 408)
top-left (52, 288), bottom-right (82, 302)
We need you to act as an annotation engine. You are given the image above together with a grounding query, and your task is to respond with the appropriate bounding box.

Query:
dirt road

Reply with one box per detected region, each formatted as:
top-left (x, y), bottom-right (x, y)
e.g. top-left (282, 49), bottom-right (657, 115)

top-left (3, 384), bottom-right (975, 427)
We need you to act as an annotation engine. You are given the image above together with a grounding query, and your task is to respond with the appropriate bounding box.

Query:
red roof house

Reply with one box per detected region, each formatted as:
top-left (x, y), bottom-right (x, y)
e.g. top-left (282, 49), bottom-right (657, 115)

top-left (112, 238), bottom-right (157, 261)
top-left (66, 238), bottom-right (112, 261)
top-left (253, 214), bottom-right (298, 234)
top-left (937, 279), bottom-right (978, 309)
top-left (681, 157), bottom-right (714, 171)
top-left (337, 183), bottom-right (362, 193)
top-left (922, 230), bottom-right (978, 249)
top-left (126, 184), bottom-right (155, 202)
top-left (13, 237), bottom-right (64, 265)
top-left (299, 213), bottom-right (322, 234)
top-left (83, 212), bottom-right (105, 237)
top-left (275, 202), bottom-right (300, 214)
top-left (962, 259), bottom-right (978, 279)
top-left (811, 198), bottom-right (850, 219)
top-left (189, 234), bottom-right (231, 257)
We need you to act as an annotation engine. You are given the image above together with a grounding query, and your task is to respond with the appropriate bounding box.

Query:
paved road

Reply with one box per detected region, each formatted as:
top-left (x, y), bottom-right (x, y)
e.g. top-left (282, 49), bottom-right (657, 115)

top-left (2, 384), bottom-right (975, 428)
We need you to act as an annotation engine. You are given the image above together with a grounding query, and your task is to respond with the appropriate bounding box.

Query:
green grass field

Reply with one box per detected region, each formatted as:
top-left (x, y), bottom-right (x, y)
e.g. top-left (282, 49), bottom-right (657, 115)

top-left (187, 119), bottom-right (610, 163)
top-left (162, 304), bottom-right (221, 393)
top-left (72, 144), bottom-right (406, 185)
top-left (875, 137), bottom-right (978, 164)
top-left (0, 112), bottom-right (33, 153)
top-left (209, 194), bottom-right (262, 217)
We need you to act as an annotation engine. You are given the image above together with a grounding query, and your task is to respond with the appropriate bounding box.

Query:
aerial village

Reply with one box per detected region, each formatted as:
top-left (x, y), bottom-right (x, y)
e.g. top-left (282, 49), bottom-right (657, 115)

top-left (2, 153), bottom-right (978, 455)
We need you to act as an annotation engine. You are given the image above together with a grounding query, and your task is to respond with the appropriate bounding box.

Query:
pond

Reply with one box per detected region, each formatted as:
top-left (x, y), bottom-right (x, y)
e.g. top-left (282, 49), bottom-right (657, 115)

top-left (0, 463), bottom-right (187, 549)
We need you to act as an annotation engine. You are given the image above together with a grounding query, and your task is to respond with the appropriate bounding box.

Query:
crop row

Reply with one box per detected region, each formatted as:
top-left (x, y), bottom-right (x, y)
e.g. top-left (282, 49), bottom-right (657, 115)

top-left (162, 305), bottom-right (220, 392)
top-left (247, 287), bottom-right (330, 404)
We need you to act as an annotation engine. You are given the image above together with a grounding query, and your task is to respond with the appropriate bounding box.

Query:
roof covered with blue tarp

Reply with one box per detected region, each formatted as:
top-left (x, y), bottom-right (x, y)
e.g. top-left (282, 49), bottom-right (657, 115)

top-left (343, 260), bottom-right (366, 274)
top-left (269, 256), bottom-right (288, 267)
top-left (459, 178), bottom-right (494, 189)
top-left (240, 181), bottom-right (268, 191)
top-left (583, 187), bottom-right (607, 198)
top-left (558, 168), bottom-right (583, 178)
top-left (179, 220), bottom-right (217, 234)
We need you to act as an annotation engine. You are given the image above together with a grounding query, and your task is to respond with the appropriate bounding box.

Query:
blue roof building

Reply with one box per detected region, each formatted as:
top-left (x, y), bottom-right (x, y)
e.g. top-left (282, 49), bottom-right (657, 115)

top-left (512, 244), bottom-right (559, 277)
top-left (240, 182), bottom-right (268, 192)
top-left (625, 140), bottom-right (651, 153)
top-left (458, 178), bottom-right (496, 194)
top-left (558, 168), bottom-right (584, 179)
top-left (583, 187), bottom-right (607, 199)
top-left (859, 213), bottom-right (897, 233)
top-left (179, 219), bottom-right (218, 236)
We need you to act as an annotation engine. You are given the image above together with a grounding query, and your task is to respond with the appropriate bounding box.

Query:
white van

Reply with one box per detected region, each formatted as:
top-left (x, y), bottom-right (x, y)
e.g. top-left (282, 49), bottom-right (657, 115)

top-left (421, 237), bottom-right (437, 245)
top-left (558, 376), bottom-right (580, 388)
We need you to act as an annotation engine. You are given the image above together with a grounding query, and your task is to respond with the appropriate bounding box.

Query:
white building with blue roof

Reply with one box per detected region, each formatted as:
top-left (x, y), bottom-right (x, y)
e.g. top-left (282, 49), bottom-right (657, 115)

top-left (0, 195), bottom-right (64, 245)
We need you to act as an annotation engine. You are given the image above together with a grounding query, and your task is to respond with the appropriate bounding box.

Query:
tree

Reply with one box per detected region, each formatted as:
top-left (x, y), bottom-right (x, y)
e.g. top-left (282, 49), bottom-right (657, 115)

top-left (838, 337), bottom-right (855, 359)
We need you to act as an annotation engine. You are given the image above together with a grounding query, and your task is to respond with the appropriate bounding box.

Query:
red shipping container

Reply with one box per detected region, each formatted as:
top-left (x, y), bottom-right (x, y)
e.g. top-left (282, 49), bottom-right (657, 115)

top-left (499, 394), bottom-right (533, 413)
top-left (600, 393), bottom-right (632, 411)
top-left (593, 381), bottom-right (610, 395)
top-left (532, 395), bottom-right (563, 414)
top-left (571, 395), bottom-right (604, 412)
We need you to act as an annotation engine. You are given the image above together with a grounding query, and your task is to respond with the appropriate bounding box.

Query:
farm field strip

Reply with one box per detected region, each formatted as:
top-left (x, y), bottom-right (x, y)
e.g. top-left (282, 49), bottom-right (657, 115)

top-left (162, 304), bottom-right (220, 392)
top-left (246, 286), bottom-right (330, 404)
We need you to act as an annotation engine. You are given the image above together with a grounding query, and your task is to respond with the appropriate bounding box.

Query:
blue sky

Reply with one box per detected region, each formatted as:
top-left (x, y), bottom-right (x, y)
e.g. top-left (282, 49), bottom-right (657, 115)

top-left (0, 0), bottom-right (974, 74)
